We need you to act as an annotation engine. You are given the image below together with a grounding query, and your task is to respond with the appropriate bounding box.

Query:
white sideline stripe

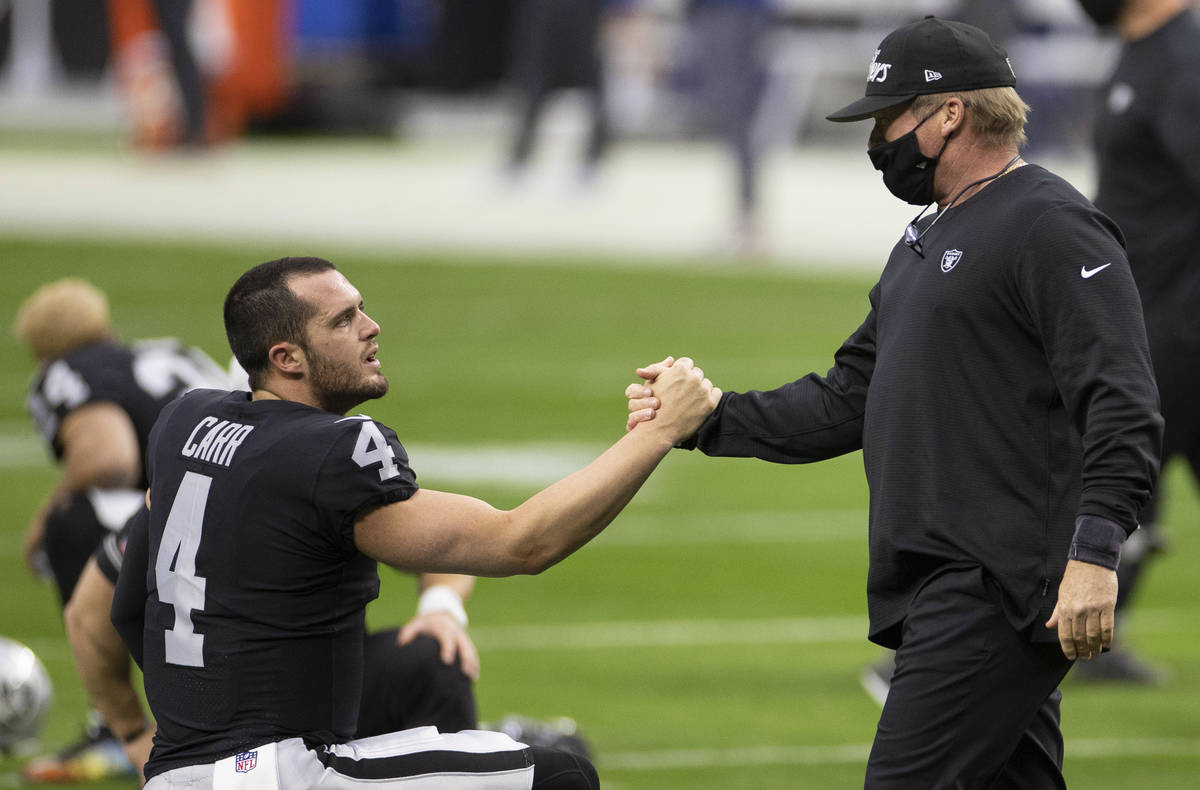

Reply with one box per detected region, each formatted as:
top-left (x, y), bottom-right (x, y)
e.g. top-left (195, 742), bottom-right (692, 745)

top-left (0, 434), bottom-right (609, 482)
top-left (0, 430), bottom-right (51, 469)
top-left (406, 442), bottom-right (601, 487)
top-left (0, 433), bottom-right (606, 481)
top-left (471, 616), bottom-right (863, 651)
top-left (1066, 737), bottom-right (1200, 757)
top-left (600, 511), bottom-right (867, 546)
top-left (602, 743), bottom-right (869, 770)
top-left (599, 738), bottom-right (1200, 771)
top-left (470, 608), bottom-right (1196, 651)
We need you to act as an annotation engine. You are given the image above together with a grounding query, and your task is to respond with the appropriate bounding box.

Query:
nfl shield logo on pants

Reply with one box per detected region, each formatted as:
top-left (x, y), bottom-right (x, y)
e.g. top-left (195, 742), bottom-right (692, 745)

top-left (235, 751), bottom-right (258, 773)
top-left (940, 249), bottom-right (963, 273)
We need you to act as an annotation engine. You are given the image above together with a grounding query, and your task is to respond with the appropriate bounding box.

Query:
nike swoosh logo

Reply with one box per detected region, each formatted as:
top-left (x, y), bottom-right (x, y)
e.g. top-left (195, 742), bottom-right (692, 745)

top-left (1081, 263), bottom-right (1112, 279)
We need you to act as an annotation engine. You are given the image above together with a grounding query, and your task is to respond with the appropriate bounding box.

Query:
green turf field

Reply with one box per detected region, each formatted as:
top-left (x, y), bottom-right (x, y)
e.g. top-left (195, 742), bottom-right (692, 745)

top-left (1, 235), bottom-right (1197, 789)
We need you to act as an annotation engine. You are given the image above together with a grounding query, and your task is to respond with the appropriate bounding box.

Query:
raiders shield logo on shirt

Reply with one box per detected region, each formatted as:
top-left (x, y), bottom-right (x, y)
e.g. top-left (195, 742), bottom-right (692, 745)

top-left (941, 249), bottom-right (963, 273)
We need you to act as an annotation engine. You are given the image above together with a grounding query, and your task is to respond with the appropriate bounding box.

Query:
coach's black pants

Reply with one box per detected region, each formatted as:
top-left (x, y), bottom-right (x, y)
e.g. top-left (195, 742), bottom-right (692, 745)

top-left (865, 566), bottom-right (1073, 789)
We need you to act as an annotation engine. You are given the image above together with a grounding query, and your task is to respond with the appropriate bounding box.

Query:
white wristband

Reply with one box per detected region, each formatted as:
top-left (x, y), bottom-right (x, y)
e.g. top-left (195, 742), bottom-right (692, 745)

top-left (416, 584), bottom-right (468, 628)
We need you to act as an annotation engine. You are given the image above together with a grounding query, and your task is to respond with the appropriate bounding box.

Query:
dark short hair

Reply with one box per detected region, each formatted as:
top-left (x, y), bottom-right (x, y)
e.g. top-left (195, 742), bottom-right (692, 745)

top-left (224, 257), bottom-right (336, 389)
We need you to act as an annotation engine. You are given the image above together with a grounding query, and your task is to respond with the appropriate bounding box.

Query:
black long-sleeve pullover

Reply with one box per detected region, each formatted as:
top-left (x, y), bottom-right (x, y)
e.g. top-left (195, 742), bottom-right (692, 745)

top-left (686, 165), bottom-right (1162, 647)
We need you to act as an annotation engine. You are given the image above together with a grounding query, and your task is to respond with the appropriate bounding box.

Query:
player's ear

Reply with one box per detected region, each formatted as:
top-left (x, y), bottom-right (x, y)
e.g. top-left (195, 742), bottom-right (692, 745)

top-left (266, 342), bottom-right (304, 378)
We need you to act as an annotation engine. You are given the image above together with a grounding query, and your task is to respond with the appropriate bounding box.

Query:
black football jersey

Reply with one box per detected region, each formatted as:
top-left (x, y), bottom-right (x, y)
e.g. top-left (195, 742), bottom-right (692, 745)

top-left (125, 389), bottom-right (418, 779)
top-left (26, 339), bottom-right (229, 486)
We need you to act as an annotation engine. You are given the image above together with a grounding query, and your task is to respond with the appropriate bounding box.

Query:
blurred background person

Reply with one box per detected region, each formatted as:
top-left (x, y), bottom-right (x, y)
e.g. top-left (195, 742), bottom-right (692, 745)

top-left (683, 0), bottom-right (773, 257)
top-left (504, 0), bottom-right (629, 187)
top-left (106, 0), bottom-right (207, 148)
top-left (1073, 0), bottom-right (1200, 684)
top-left (13, 278), bottom-right (230, 782)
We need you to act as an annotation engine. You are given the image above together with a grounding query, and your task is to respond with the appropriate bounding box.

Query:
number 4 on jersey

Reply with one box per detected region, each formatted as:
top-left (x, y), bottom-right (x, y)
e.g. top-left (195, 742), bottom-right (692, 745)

top-left (352, 420), bottom-right (400, 481)
top-left (155, 471), bottom-right (210, 668)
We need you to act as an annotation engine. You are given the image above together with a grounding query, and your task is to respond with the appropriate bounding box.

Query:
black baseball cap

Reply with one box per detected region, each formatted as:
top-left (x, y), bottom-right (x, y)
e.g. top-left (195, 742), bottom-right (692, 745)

top-left (826, 15), bottom-right (1017, 122)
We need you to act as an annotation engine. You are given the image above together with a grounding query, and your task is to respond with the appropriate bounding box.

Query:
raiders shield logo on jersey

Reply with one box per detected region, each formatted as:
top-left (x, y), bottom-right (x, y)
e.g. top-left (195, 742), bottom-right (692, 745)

top-left (940, 249), bottom-right (963, 273)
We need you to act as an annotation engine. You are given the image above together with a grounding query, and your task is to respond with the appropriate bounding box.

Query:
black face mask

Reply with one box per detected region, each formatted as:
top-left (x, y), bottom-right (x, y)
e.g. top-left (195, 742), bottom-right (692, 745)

top-left (1078, 0), bottom-right (1124, 26)
top-left (867, 107), bottom-right (950, 206)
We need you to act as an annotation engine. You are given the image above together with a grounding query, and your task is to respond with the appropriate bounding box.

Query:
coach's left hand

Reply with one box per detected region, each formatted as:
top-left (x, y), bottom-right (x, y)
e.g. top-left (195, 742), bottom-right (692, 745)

top-left (1045, 560), bottom-right (1118, 661)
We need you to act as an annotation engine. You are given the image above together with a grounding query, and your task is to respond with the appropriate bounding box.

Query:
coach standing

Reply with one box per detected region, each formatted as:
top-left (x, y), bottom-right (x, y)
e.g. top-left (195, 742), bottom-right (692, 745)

top-left (627, 16), bottom-right (1162, 788)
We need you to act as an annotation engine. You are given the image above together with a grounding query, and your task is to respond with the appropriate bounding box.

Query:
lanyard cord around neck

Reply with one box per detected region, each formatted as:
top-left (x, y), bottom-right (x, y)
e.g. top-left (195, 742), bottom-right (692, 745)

top-left (904, 154), bottom-right (1023, 257)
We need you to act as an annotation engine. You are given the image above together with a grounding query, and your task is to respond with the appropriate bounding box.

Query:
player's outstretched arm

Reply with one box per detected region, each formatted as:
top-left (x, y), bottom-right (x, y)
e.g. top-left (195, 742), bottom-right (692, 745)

top-left (356, 358), bottom-right (720, 577)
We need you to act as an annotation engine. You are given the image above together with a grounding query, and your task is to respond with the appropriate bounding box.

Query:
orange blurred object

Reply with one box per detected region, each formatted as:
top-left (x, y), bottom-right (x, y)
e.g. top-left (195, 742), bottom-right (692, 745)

top-left (106, 0), bottom-right (291, 149)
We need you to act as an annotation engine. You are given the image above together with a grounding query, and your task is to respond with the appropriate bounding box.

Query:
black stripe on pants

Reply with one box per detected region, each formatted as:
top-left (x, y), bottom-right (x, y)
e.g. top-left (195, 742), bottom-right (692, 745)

top-left (317, 744), bottom-right (598, 789)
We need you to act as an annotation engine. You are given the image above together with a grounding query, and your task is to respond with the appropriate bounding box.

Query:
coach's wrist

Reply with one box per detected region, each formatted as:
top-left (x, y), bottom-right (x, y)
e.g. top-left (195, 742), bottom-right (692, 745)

top-left (1068, 515), bottom-right (1126, 571)
top-left (416, 584), bottom-right (468, 628)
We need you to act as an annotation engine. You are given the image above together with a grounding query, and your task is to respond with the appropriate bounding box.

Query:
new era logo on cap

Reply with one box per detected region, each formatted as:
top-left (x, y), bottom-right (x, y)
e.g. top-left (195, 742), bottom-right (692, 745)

top-left (924, 69), bottom-right (942, 82)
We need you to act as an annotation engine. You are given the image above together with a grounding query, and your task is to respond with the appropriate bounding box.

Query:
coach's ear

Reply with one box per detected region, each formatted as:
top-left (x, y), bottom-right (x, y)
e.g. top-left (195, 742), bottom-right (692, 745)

top-left (266, 342), bottom-right (305, 380)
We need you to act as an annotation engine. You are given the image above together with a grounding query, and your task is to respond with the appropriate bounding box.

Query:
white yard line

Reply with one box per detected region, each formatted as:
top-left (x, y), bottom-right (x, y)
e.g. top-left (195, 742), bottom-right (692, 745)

top-left (0, 432), bottom-right (598, 478)
top-left (602, 743), bottom-right (870, 770)
top-left (470, 616), bottom-right (869, 651)
top-left (467, 608), bottom-right (1192, 651)
top-left (596, 511), bottom-right (867, 546)
top-left (0, 432), bottom-right (602, 482)
top-left (405, 442), bottom-right (602, 487)
top-left (0, 426), bottom-right (52, 469)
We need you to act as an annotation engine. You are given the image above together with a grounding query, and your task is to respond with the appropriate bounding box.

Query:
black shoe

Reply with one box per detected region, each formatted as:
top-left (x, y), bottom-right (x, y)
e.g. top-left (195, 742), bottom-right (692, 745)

top-left (488, 715), bottom-right (592, 760)
top-left (1071, 647), bottom-right (1169, 685)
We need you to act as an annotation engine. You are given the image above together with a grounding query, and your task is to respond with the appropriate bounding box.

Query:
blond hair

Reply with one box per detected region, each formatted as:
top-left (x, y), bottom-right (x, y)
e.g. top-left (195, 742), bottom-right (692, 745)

top-left (912, 86), bottom-right (1030, 149)
top-left (14, 278), bottom-right (112, 360)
